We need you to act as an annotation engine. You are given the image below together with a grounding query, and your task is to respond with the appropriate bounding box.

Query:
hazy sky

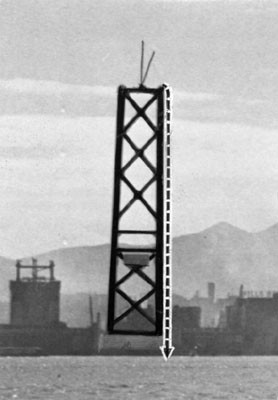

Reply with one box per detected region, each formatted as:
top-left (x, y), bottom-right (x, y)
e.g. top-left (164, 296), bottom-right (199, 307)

top-left (1, 0), bottom-right (278, 257)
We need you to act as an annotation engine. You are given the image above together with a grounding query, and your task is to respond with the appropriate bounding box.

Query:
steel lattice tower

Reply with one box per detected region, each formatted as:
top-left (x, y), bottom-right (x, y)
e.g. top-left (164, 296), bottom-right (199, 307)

top-left (107, 84), bottom-right (166, 335)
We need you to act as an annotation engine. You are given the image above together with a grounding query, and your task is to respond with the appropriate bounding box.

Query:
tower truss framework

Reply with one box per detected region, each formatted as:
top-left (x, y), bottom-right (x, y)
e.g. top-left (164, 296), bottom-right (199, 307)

top-left (107, 84), bottom-right (168, 335)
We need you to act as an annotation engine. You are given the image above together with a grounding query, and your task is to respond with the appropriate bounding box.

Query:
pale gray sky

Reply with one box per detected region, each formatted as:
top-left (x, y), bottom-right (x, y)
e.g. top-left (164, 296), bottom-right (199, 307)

top-left (0, 0), bottom-right (278, 257)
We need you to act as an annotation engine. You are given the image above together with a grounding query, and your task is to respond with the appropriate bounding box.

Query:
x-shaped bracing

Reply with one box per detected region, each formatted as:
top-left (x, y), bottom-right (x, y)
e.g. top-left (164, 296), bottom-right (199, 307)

top-left (114, 265), bottom-right (156, 327)
top-left (119, 92), bottom-right (159, 220)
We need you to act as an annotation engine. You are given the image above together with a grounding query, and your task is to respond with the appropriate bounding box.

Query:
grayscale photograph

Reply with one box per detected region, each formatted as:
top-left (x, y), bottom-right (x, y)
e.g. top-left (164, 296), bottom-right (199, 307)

top-left (0, 0), bottom-right (278, 399)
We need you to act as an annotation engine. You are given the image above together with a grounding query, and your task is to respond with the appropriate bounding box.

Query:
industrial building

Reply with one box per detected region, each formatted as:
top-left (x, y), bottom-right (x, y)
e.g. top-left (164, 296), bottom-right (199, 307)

top-left (0, 259), bottom-right (101, 355)
top-left (182, 282), bottom-right (237, 327)
top-left (226, 293), bottom-right (278, 355)
top-left (10, 259), bottom-right (60, 327)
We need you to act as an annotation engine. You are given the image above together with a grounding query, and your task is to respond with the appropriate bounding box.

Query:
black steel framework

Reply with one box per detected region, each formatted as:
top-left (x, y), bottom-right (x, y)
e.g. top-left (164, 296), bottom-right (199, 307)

top-left (107, 85), bottom-right (165, 335)
top-left (15, 258), bottom-right (55, 281)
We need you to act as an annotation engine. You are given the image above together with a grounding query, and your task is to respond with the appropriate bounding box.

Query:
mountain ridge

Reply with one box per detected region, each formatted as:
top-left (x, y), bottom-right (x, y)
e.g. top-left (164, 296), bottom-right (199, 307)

top-left (0, 222), bottom-right (278, 301)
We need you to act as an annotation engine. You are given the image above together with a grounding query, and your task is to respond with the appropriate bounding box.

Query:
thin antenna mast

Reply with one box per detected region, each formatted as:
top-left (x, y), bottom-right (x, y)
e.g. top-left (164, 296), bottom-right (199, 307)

top-left (139, 41), bottom-right (155, 87)
top-left (142, 51), bottom-right (155, 86)
top-left (140, 41), bottom-right (145, 85)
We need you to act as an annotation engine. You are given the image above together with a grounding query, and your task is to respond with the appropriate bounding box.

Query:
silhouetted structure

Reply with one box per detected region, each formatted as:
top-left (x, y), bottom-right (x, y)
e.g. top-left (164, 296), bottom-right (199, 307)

top-left (108, 84), bottom-right (169, 336)
top-left (226, 294), bottom-right (278, 354)
top-left (10, 259), bottom-right (60, 326)
top-left (208, 282), bottom-right (215, 303)
top-left (173, 306), bottom-right (201, 330)
top-left (0, 260), bottom-right (101, 356)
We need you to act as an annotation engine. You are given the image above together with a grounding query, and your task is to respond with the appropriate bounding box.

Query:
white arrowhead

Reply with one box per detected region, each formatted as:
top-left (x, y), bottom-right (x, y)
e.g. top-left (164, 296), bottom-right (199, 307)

top-left (160, 345), bottom-right (175, 361)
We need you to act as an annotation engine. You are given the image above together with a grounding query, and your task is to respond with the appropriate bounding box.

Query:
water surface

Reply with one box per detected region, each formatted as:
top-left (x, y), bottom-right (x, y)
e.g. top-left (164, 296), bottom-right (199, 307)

top-left (0, 356), bottom-right (277, 399)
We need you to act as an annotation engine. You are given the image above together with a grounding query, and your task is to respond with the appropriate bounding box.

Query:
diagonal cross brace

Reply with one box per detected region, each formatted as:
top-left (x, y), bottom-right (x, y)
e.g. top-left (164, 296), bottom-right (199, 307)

top-left (115, 264), bottom-right (156, 289)
top-left (119, 175), bottom-right (157, 218)
top-left (114, 287), bottom-right (156, 326)
top-left (123, 92), bottom-right (158, 133)
top-left (122, 132), bottom-right (157, 174)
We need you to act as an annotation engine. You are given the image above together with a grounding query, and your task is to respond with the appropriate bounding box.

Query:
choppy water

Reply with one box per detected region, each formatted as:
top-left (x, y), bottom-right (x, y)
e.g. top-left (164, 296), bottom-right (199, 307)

top-left (0, 356), bottom-right (278, 399)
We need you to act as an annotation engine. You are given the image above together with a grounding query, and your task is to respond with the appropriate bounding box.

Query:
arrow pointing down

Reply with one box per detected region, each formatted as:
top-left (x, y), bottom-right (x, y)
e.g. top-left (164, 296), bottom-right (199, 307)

top-left (160, 83), bottom-right (174, 361)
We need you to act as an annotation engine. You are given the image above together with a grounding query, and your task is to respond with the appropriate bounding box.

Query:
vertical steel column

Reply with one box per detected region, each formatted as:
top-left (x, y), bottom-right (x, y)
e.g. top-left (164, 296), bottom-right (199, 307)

top-left (107, 86), bottom-right (125, 333)
top-left (155, 87), bottom-right (164, 335)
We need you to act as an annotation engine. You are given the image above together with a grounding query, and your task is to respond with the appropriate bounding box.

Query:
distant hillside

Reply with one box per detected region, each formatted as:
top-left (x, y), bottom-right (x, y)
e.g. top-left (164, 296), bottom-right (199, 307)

top-left (172, 222), bottom-right (278, 297)
top-left (36, 221), bottom-right (278, 298)
top-left (1, 222), bottom-right (278, 301)
top-left (1, 222), bottom-right (278, 326)
top-left (34, 245), bottom-right (110, 295)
